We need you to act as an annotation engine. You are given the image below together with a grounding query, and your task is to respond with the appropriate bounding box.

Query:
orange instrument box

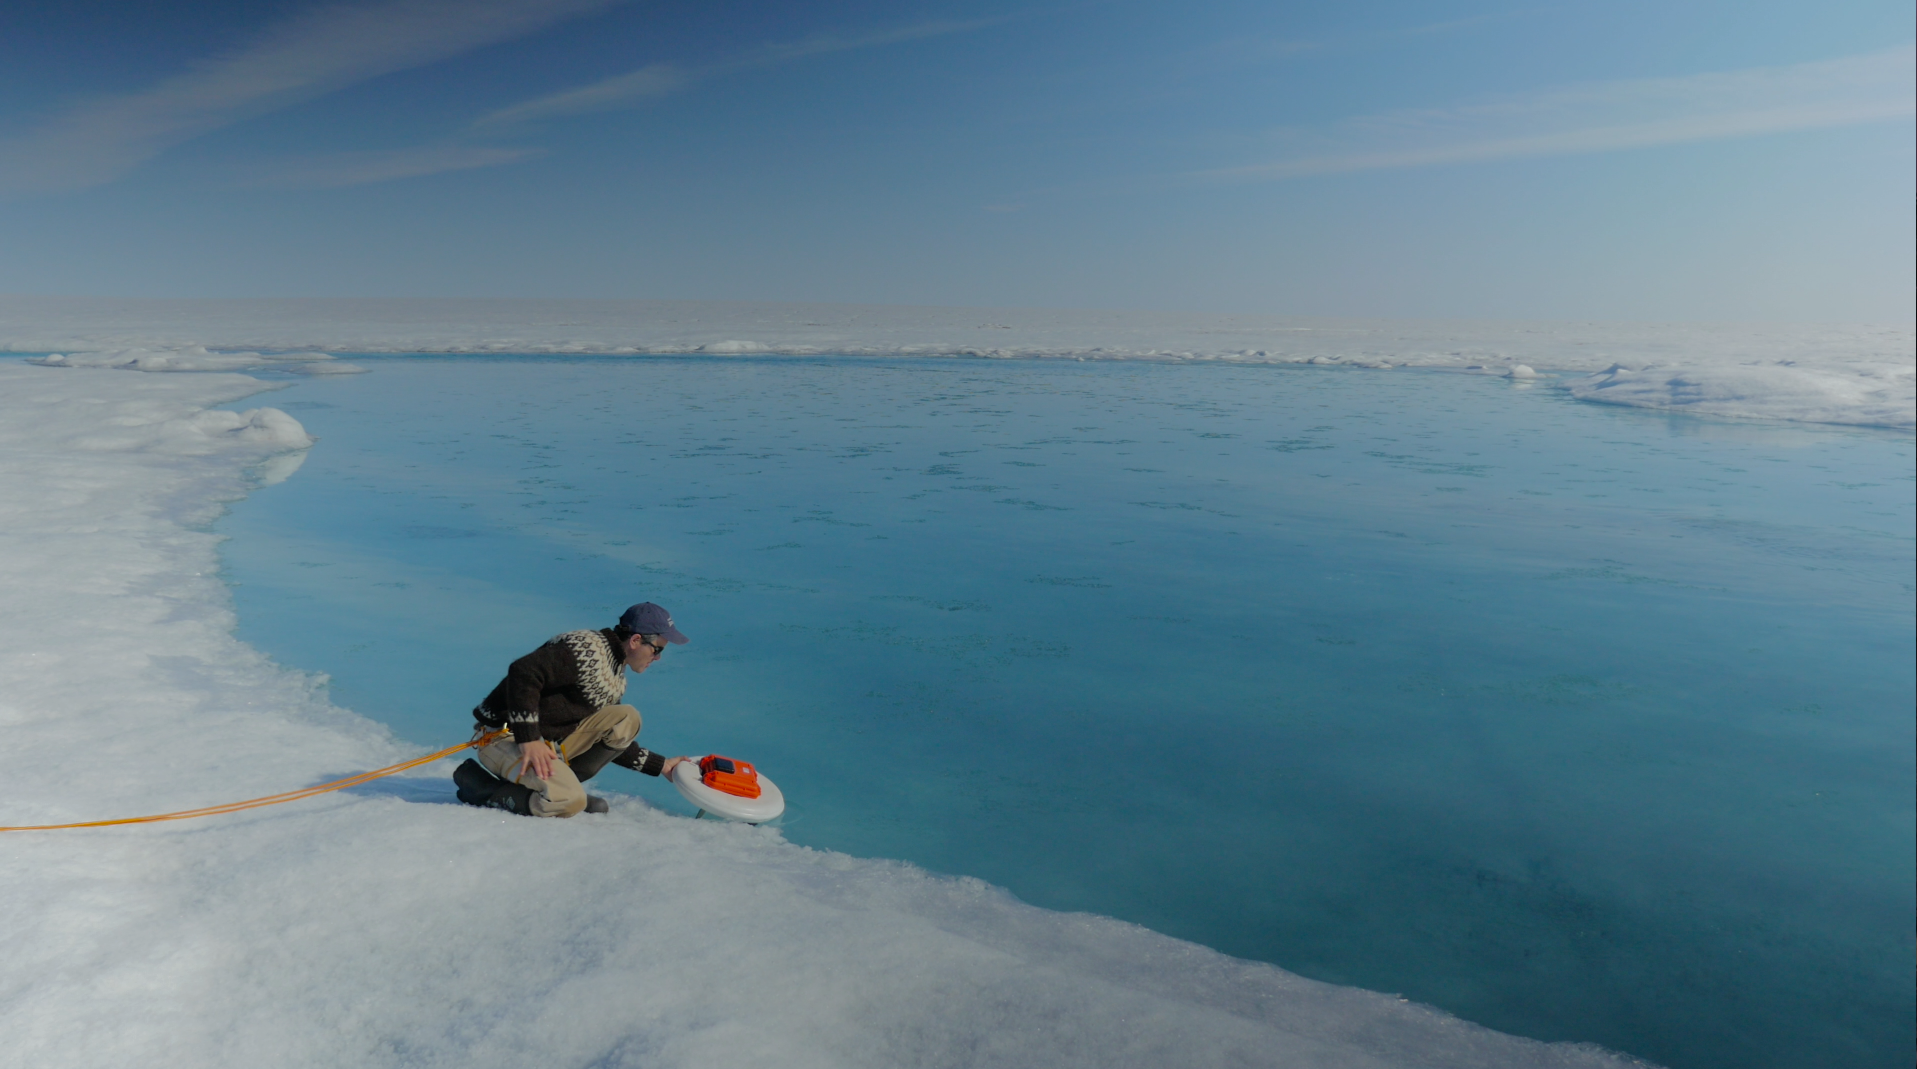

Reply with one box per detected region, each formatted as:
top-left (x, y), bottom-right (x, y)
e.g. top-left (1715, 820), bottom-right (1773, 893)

top-left (699, 754), bottom-right (762, 799)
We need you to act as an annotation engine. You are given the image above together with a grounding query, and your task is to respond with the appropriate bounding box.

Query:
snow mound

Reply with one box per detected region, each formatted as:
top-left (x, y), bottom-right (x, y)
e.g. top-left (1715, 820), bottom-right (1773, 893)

top-left (184, 406), bottom-right (316, 450)
top-left (0, 362), bottom-right (1651, 1068)
top-left (1567, 361), bottom-right (1915, 430)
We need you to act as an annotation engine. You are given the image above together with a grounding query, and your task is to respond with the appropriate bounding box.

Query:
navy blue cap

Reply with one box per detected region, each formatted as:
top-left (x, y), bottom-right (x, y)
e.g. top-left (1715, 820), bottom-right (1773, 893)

top-left (619, 602), bottom-right (688, 644)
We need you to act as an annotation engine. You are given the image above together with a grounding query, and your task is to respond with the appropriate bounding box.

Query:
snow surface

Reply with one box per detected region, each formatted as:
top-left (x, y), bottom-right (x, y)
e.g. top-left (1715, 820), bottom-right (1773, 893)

top-left (2, 295), bottom-right (1910, 429)
top-left (1564, 361), bottom-right (1913, 428)
top-left (27, 344), bottom-right (365, 376)
top-left (0, 360), bottom-right (1650, 1068)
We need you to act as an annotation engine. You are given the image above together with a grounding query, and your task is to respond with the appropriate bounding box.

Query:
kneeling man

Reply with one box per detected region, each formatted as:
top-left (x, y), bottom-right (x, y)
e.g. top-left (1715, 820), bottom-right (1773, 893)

top-left (454, 601), bottom-right (690, 817)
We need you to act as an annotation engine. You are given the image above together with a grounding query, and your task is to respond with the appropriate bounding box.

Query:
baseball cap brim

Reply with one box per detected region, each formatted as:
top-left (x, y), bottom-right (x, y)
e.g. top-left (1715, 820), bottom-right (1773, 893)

top-left (619, 601), bottom-right (690, 644)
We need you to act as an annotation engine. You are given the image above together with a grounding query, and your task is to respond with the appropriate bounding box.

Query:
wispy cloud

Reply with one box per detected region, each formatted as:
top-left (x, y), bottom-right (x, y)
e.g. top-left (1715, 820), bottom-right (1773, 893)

top-left (247, 144), bottom-right (543, 188)
top-left (474, 64), bottom-right (690, 128)
top-left (475, 18), bottom-right (1001, 128)
top-left (0, 0), bottom-right (621, 195)
top-left (1197, 46), bottom-right (1915, 182)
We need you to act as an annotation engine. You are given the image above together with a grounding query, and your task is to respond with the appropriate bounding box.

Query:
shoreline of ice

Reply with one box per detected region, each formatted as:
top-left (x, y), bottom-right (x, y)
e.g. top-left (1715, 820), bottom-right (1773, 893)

top-left (3, 294), bottom-right (1911, 430)
top-left (0, 359), bottom-right (1653, 1067)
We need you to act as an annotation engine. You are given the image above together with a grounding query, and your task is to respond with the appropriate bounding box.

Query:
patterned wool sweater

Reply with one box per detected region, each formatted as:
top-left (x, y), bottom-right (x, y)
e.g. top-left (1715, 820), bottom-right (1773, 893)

top-left (473, 628), bottom-right (667, 775)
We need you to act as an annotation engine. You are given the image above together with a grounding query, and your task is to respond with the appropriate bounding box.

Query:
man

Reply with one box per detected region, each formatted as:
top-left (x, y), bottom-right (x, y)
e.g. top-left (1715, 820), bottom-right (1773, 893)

top-left (453, 602), bottom-right (691, 817)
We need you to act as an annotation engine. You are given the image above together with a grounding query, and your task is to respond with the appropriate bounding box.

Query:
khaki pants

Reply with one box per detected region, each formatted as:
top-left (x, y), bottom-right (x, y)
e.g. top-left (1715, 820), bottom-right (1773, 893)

top-left (476, 704), bottom-right (642, 818)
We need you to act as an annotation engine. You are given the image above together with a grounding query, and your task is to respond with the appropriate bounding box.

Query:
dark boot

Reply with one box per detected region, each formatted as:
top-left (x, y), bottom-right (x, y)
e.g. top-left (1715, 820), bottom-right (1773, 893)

top-left (567, 743), bottom-right (623, 783)
top-left (453, 758), bottom-right (535, 815)
top-left (568, 746), bottom-right (621, 814)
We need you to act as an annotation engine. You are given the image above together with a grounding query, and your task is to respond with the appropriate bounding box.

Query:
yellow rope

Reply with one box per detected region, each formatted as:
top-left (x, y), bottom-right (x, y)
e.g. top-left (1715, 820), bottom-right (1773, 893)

top-left (0, 732), bottom-right (505, 832)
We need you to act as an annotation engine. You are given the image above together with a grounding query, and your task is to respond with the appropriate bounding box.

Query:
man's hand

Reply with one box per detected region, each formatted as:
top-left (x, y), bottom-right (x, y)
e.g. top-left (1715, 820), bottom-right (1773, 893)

top-left (660, 755), bottom-right (690, 779)
top-left (516, 740), bottom-right (557, 781)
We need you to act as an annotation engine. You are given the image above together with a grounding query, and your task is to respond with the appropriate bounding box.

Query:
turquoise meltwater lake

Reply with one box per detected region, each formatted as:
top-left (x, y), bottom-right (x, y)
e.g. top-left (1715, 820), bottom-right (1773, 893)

top-left (215, 355), bottom-right (1913, 1069)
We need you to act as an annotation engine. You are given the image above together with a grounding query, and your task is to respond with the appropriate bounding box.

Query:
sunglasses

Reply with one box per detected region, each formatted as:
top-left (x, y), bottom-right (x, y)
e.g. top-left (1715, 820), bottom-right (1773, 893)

top-left (641, 638), bottom-right (666, 656)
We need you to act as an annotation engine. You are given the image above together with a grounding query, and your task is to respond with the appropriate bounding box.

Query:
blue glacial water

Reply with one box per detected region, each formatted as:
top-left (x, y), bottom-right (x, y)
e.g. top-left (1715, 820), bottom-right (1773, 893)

top-left (214, 355), bottom-right (1914, 1069)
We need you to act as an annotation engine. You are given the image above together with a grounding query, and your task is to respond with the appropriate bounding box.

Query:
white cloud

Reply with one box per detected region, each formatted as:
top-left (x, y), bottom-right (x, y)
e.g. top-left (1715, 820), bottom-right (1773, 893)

top-left (248, 144), bottom-right (543, 188)
top-left (474, 63), bottom-right (690, 127)
top-left (474, 18), bottom-right (1000, 128)
top-left (1199, 46), bottom-right (1916, 182)
top-left (0, 0), bottom-right (621, 195)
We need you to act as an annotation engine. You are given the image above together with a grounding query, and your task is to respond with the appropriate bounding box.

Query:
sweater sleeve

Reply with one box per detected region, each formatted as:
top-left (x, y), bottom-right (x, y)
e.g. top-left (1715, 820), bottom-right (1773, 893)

top-left (486, 642), bottom-right (579, 745)
top-left (613, 742), bottom-right (667, 777)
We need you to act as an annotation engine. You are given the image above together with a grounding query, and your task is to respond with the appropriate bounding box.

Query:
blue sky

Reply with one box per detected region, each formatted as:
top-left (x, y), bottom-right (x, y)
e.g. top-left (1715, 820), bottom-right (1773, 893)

top-left (1, 0), bottom-right (1910, 320)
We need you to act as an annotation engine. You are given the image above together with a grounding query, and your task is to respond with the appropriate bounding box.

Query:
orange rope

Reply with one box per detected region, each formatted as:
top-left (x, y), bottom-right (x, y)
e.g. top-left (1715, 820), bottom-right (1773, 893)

top-left (0, 732), bottom-right (505, 832)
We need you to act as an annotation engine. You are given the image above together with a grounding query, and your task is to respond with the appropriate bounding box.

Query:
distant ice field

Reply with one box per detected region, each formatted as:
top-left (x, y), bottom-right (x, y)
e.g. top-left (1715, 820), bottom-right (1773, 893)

top-left (6, 296), bottom-right (1913, 429)
top-left (215, 354), bottom-right (1915, 1069)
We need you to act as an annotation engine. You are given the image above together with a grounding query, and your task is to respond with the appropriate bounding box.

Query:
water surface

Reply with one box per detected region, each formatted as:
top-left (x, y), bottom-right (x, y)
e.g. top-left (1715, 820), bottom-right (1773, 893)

top-left (219, 356), bottom-right (1915, 1069)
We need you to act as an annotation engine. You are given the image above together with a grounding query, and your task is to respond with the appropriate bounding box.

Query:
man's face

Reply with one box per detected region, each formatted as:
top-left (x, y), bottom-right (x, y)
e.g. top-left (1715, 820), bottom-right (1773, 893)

top-left (625, 633), bottom-right (665, 673)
